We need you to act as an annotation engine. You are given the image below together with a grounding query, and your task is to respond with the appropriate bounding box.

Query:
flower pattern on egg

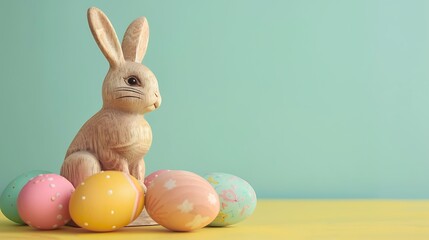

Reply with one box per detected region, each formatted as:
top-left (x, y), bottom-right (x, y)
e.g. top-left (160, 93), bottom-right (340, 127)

top-left (208, 193), bottom-right (217, 205)
top-left (177, 199), bottom-right (194, 213)
top-left (215, 212), bottom-right (229, 223)
top-left (220, 189), bottom-right (238, 202)
top-left (207, 176), bottom-right (219, 184)
top-left (164, 179), bottom-right (176, 190)
top-left (185, 214), bottom-right (210, 230)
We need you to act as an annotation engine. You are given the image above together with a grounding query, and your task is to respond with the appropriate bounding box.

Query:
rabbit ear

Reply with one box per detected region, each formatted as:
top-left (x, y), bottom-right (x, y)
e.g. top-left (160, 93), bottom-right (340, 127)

top-left (87, 7), bottom-right (124, 67)
top-left (122, 17), bottom-right (149, 63)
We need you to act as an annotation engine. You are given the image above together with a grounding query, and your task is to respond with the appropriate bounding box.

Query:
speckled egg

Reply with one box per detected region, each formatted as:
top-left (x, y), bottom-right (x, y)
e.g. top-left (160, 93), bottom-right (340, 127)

top-left (204, 173), bottom-right (257, 226)
top-left (0, 170), bottom-right (50, 224)
top-left (146, 170), bottom-right (220, 232)
top-left (17, 173), bottom-right (74, 229)
top-left (69, 171), bottom-right (144, 232)
top-left (144, 169), bottom-right (170, 187)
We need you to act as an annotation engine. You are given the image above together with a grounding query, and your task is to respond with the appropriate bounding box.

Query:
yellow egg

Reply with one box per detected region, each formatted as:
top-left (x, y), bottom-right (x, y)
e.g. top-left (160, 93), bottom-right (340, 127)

top-left (69, 171), bottom-right (144, 232)
top-left (146, 170), bottom-right (219, 231)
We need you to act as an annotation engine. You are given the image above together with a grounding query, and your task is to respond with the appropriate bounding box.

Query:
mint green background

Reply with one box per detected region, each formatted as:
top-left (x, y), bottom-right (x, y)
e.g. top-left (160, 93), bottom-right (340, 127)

top-left (1, 0), bottom-right (429, 198)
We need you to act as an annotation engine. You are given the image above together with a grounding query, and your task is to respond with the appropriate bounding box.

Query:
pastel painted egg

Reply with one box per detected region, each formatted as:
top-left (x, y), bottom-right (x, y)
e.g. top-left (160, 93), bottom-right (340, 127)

top-left (0, 170), bottom-right (50, 224)
top-left (204, 173), bottom-right (257, 226)
top-left (17, 173), bottom-right (74, 229)
top-left (144, 169), bottom-right (170, 187)
top-left (69, 171), bottom-right (144, 232)
top-left (146, 170), bottom-right (219, 232)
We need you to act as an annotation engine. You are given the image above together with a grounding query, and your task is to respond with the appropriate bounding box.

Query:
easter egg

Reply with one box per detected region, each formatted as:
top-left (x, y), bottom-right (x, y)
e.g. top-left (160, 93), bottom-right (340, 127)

top-left (144, 169), bottom-right (170, 187)
top-left (17, 173), bottom-right (74, 229)
top-left (204, 173), bottom-right (257, 226)
top-left (0, 170), bottom-right (50, 224)
top-left (145, 170), bottom-right (219, 232)
top-left (69, 171), bottom-right (144, 232)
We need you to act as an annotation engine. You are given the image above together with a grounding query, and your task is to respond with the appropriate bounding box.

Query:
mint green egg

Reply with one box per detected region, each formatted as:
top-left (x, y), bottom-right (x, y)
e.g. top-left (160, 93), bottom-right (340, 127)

top-left (0, 170), bottom-right (50, 224)
top-left (204, 173), bottom-right (257, 226)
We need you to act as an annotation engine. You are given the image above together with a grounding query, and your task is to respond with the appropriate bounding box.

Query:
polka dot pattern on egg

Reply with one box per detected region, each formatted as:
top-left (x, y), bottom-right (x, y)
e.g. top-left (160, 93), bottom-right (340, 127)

top-left (17, 173), bottom-right (74, 230)
top-left (69, 171), bottom-right (144, 232)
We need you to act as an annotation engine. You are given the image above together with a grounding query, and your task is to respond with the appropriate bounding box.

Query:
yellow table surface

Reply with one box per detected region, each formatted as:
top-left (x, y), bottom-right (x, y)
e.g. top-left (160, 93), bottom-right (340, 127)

top-left (1, 200), bottom-right (429, 240)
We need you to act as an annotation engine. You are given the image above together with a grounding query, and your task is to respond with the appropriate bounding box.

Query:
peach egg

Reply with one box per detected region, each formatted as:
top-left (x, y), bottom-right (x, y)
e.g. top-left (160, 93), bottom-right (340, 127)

top-left (145, 170), bottom-right (219, 231)
top-left (69, 171), bottom-right (144, 232)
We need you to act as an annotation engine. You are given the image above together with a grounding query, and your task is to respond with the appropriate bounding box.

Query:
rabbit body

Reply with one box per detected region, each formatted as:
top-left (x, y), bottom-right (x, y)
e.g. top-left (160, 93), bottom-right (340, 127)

top-left (63, 109), bottom-right (151, 187)
top-left (61, 7), bottom-right (161, 188)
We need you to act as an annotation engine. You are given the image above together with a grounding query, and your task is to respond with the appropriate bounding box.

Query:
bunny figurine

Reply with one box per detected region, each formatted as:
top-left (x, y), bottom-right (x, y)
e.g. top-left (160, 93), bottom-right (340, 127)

top-left (61, 7), bottom-right (161, 205)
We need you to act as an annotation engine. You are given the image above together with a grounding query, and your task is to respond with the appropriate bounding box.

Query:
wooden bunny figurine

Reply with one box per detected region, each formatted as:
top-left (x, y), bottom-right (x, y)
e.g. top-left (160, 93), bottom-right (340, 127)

top-left (61, 7), bottom-right (161, 193)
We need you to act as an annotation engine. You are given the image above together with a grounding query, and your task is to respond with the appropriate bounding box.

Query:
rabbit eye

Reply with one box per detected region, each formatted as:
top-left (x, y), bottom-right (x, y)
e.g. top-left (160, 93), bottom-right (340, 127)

top-left (125, 76), bottom-right (141, 86)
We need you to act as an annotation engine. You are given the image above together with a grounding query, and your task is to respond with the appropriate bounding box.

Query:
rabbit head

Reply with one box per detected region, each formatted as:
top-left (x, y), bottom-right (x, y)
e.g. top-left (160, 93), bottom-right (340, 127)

top-left (88, 7), bottom-right (161, 114)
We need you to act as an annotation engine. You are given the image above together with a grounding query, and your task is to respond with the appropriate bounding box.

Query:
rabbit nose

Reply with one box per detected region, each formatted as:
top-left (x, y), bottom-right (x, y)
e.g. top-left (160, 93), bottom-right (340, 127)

top-left (154, 92), bottom-right (161, 109)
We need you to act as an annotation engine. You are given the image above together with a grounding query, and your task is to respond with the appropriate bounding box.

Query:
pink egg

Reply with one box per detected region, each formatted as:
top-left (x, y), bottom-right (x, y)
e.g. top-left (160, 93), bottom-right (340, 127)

top-left (17, 173), bottom-right (75, 230)
top-left (145, 170), bottom-right (220, 231)
top-left (144, 169), bottom-right (170, 187)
